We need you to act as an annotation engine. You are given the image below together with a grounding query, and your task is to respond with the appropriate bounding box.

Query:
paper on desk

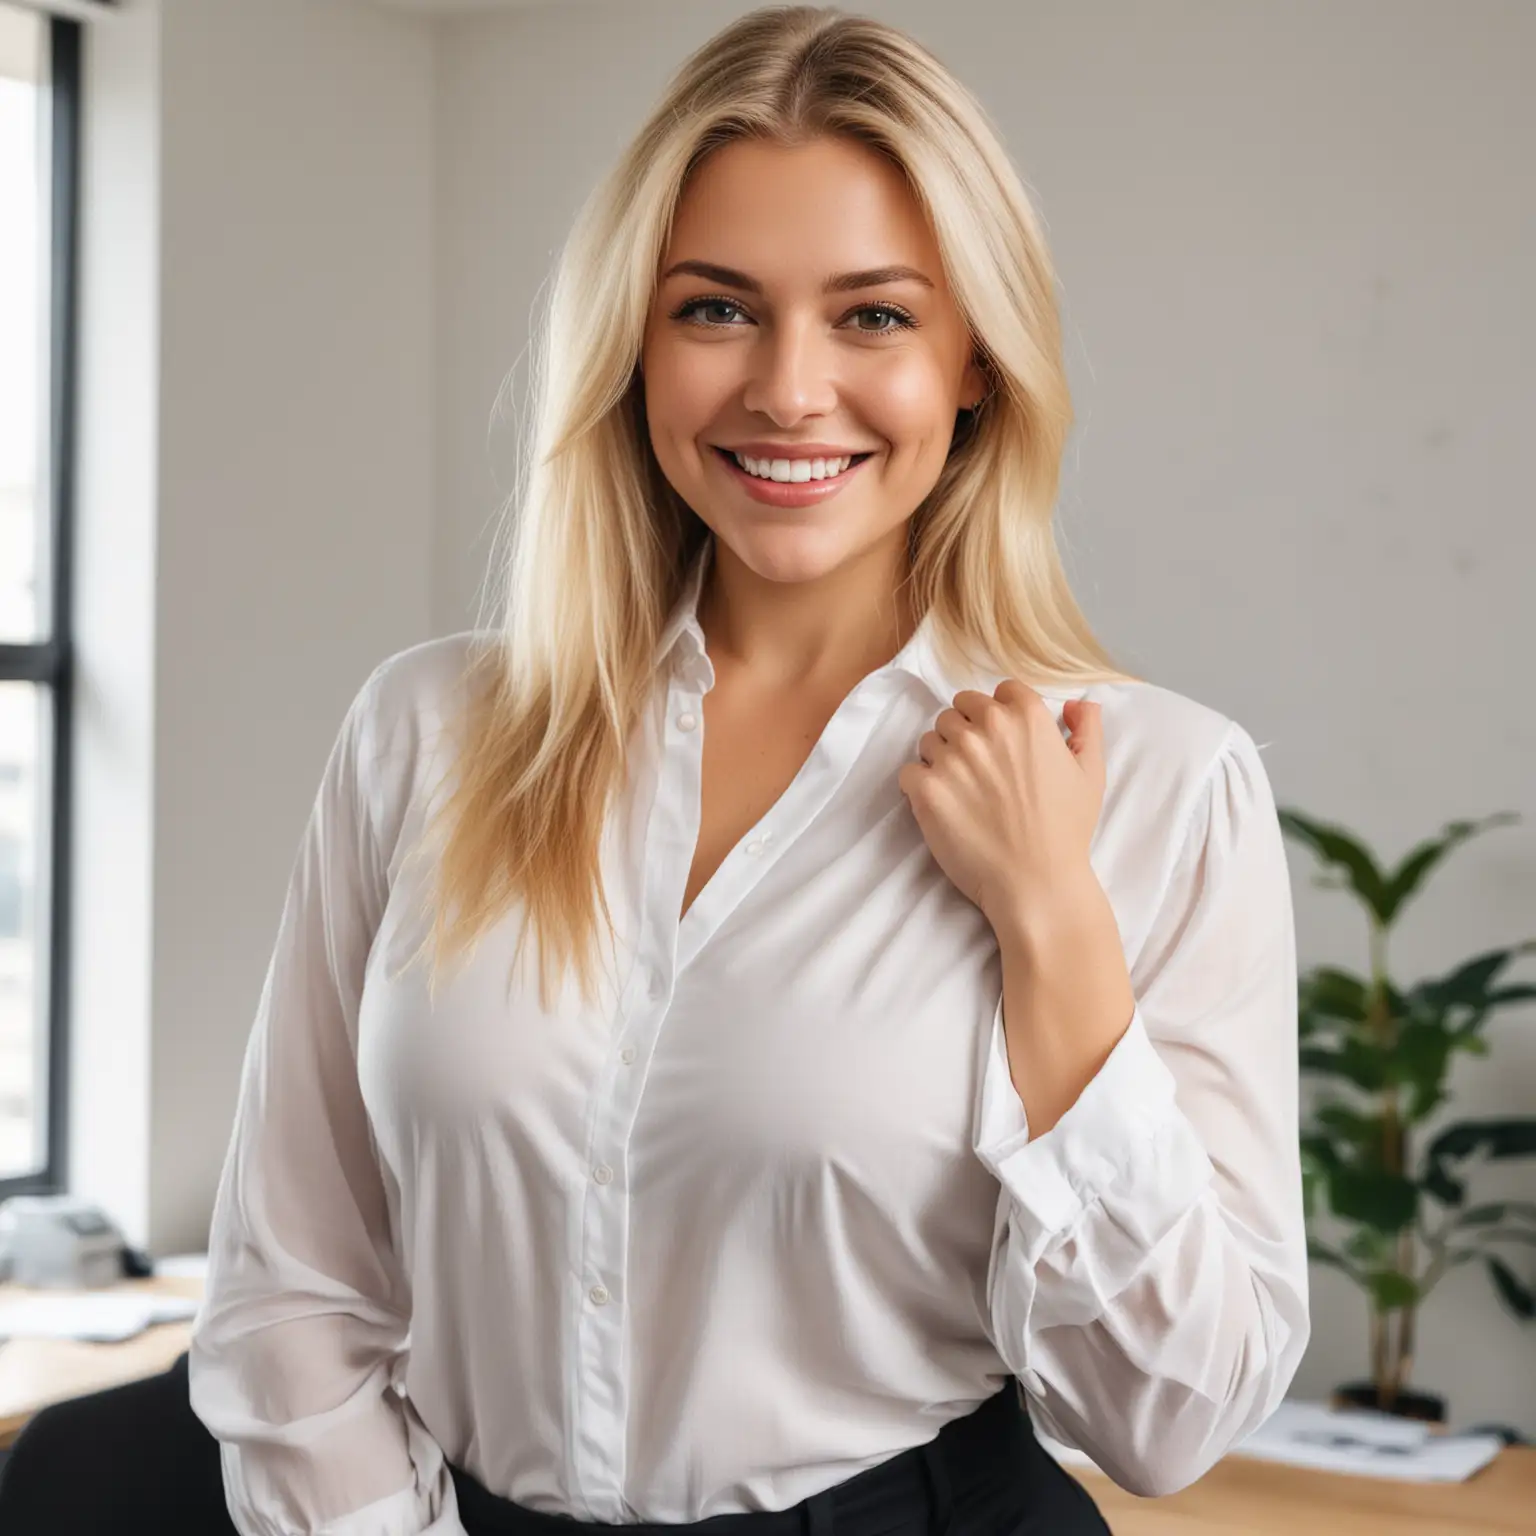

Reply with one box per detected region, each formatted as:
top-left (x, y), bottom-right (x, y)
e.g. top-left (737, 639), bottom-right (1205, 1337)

top-left (1032, 1399), bottom-right (1502, 1485)
top-left (0, 1291), bottom-right (201, 1343)
top-left (1234, 1400), bottom-right (1503, 1482)
top-left (151, 1251), bottom-right (209, 1280)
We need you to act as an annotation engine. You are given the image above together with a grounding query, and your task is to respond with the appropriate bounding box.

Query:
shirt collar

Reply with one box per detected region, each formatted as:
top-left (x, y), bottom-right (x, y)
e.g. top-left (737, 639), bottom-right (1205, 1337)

top-left (652, 535), bottom-right (1072, 709)
top-left (652, 536), bottom-right (714, 672)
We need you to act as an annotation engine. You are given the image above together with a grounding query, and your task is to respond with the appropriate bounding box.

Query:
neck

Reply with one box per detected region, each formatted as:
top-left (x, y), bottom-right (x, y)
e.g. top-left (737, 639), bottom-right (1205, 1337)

top-left (696, 529), bottom-right (919, 692)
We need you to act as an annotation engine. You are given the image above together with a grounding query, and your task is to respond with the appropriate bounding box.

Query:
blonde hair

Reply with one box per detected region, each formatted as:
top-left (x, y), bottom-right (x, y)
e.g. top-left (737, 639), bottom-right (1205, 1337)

top-left (414, 4), bottom-right (1140, 1011)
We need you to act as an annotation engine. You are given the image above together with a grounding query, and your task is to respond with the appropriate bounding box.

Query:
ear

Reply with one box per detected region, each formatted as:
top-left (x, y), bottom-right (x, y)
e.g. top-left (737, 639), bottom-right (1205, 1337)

top-left (958, 354), bottom-right (989, 411)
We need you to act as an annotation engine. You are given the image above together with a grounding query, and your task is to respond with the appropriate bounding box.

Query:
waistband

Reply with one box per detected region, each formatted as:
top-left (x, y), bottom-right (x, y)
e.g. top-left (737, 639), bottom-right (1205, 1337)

top-left (447, 1382), bottom-right (1038, 1536)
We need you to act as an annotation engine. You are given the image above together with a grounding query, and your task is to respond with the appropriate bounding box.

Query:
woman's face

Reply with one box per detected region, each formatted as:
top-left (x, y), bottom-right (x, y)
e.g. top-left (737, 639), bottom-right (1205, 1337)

top-left (640, 135), bottom-right (987, 590)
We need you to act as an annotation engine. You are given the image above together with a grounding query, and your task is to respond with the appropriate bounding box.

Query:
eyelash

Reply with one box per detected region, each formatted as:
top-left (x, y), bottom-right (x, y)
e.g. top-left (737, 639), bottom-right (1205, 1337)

top-left (669, 295), bottom-right (919, 336)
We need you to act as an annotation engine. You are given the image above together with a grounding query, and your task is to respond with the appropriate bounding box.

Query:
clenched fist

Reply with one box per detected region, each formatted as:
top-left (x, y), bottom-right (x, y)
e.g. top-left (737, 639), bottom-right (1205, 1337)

top-left (897, 681), bottom-right (1105, 934)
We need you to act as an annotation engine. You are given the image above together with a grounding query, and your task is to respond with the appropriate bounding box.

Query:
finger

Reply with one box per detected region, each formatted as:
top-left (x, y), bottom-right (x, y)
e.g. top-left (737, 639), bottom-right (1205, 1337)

top-left (954, 686), bottom-right (1015, 722)
top-left (991, 678), bottom-right (1043, 715)
top-left (934, 707), bottom-right (966, 743)
top-left (1064, 699), bottom-right (1105, 777)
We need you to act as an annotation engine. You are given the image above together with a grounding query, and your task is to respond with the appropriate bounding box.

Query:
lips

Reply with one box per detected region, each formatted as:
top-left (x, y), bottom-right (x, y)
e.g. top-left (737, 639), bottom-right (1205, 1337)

top-left (711, 446), bottom-right (872, 481)
top-left (710, 444), bottom-right (874, 507)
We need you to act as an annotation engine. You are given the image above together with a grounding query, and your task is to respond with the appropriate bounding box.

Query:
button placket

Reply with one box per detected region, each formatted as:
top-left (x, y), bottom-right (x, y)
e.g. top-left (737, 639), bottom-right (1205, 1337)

top-left (572, 673), bottom-right (703, 1517)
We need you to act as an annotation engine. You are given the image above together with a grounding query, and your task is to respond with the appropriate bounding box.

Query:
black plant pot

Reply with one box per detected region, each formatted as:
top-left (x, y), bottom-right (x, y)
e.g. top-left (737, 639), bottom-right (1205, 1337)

top-left (1332, 1381), bottom-right (1447, 1425)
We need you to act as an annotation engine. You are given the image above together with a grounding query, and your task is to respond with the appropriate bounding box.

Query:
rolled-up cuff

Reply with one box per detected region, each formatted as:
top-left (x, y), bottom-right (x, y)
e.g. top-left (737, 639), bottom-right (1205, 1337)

top-left (973, 1002), bottom-right (1211, 1260)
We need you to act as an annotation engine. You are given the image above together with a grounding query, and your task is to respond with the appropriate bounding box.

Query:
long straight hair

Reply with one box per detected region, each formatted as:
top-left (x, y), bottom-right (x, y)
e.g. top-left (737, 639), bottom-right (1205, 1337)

top-left (413, 5), bottom-right (1140, 1011)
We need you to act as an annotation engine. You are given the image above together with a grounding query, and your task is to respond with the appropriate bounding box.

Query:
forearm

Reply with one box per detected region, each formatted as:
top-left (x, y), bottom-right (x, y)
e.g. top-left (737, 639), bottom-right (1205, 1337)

top-left (991, 869), bottom-right (1137, 1138)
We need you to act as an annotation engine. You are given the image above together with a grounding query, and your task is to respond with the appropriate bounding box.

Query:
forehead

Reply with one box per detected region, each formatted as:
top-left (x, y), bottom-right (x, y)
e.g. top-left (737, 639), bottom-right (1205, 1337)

top-left (662, 136), bottom-right (940, 275)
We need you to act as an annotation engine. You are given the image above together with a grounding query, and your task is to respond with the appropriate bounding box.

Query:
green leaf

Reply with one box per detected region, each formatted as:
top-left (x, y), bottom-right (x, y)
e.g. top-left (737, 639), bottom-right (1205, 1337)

top-left (1367, 1270), bottom-right (1420, 1311)
top-left (1392, 1021), bottom-right (1456, 1121)
top-left (1300, 1041), bottom-right (1386, 1091)
top-left (1423, 1248), bottom-right (1485, 1298)
top-left (1344, 1228), bottom-right (1389, 1264)
top-left (1422, 1161), bottom-right (1466, 1207)
top-left (1308, 1241), bottom-right (1363, 1284)
top-left (1379, 813), bottom-right (1522, 924)
top-left (1299, 966), bottom-right (1372, 1024)
top-left (1278, 810), bottom-right (1393, 922)
top-left (1457, 1202), bottom-right (1536, 1229)
top-left (1328, 1166), bottom-right (1418, 1233)
top-left (1407, 941), bottom-right (1536, 1029)
top-left (1486, 983), bottom-right (1536, 1007)
top-left (1486, 1257), bottom-right (1536, 1321)
top-left (1316, 1103), bottom-right (1385, 1147)
top-left (1422, 1119), bottom-right (1536, 1209)
top-left (1300, 1132), bottom-right (1344, 1171)
top-left (1426, 1118), bottom-right (1536, 1168)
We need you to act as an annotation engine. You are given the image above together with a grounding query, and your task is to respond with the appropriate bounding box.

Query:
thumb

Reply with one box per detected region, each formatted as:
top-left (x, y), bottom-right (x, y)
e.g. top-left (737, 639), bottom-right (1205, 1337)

top-left (1063, 699), bottom-right (1105, 782)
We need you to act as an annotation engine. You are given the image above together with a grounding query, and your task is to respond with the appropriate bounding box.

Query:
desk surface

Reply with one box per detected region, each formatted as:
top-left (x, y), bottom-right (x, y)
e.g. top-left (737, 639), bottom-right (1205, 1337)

top-left (1, 1279), bottom-right (1531, 1529)
top-left (1069, 1443), bottom-right (1536, 1529)
top-left (0, 1274), bottom-right (200, 1445)
top-left (1070, 1448), bottom-right (1536, 1535)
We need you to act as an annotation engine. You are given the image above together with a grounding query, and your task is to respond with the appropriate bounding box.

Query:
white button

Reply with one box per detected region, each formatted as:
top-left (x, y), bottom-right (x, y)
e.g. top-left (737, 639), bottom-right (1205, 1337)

top-left (745, 840), bottom-right (763, 856)
top-left (760, 829), bottom-right (774, 843)
top-left (676, 711), bottom-right (698, 731)
top-left (589, 1284), bottom-right (610, 1306)
top-left (593, 1164), bottom-right (613, 1184)
top-left (619, 1046), bottom-right (637, 1064)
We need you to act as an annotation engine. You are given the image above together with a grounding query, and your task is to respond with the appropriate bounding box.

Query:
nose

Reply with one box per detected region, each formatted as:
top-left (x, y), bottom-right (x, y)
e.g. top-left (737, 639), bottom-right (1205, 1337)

top-left (739, 312), bottom-right (840, 427)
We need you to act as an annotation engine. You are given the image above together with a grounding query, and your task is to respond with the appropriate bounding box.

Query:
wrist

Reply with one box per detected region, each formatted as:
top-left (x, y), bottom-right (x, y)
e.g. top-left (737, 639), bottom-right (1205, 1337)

top-left (988, 864), bottom-right (1111, 961)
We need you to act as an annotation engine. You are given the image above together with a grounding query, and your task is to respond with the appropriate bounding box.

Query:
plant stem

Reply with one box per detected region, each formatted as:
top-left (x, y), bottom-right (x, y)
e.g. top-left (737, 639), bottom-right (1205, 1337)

top-left (1368, 918), bottom-right (1409, 1408)
top-left (1370, 1302), bottom-right (1387, 1402)
top-left (1393, 1225), bottom-right (1417, 1400)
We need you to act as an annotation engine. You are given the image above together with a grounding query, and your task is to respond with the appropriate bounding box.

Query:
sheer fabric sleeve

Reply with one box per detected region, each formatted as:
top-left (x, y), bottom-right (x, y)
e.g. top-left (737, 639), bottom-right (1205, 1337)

top-left (187, 664), bottom-right (467, 1536)
top-left (972, 719), bottom-right (1310, 1497)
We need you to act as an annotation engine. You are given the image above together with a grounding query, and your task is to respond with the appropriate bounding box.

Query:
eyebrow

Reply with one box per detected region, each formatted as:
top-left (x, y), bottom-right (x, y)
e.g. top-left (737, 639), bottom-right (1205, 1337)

top-left (660, 259), bottom-right (935, 295)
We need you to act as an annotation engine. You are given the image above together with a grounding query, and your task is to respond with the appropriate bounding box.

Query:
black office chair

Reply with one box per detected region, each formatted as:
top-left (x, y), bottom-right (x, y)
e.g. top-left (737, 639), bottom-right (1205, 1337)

top-left (0, 1349), bottom-right (238, 1533)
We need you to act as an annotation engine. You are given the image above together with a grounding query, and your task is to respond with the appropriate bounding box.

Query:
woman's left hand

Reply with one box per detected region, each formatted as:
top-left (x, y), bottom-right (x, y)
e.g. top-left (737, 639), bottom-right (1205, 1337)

top-left (897, 682), bottom-right (1106, 933)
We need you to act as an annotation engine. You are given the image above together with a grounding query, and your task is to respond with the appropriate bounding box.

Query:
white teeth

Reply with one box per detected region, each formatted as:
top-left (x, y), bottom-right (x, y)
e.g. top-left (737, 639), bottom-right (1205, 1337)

top-left (731, 452), bottom-right (855, 482)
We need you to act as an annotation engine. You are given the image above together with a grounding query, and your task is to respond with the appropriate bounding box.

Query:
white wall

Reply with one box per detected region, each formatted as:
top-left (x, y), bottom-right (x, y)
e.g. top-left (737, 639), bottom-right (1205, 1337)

top-left (430, 0), bottom-right (1536, 1433)
top-left (66, 0), bottom-right (1534, 1442)
top-left (69, 0), bottom-right (436, 1250)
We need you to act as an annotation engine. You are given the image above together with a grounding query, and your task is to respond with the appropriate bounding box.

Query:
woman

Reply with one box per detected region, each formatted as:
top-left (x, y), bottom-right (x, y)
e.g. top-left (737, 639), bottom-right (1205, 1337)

top-left (185, 7), bottom-right (1309, 1535)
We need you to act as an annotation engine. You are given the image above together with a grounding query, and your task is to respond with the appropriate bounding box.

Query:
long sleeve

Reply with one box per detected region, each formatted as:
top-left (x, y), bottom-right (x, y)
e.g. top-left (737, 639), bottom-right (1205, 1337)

top-left (187, 664), bottom-right (467, 1536)
top-left (972, 718), bottom-right (1310, 1498)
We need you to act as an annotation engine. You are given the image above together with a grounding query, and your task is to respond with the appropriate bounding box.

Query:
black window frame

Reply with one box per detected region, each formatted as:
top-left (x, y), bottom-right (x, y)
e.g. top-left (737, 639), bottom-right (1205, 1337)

top-left (0, 13), bottom-right (81, 1199)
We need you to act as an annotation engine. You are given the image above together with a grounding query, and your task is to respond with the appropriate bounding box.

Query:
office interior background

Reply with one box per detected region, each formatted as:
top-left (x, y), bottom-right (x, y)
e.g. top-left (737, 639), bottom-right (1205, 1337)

top-left (0, 0), bottom-right (1532, 1447)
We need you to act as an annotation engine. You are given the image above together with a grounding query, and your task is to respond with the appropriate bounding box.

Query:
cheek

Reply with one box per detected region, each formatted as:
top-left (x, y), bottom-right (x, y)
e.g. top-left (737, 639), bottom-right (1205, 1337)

top-left (643, 335), bottom-right (735, 424)
top-left (859, 355), bottom-right (955, 447)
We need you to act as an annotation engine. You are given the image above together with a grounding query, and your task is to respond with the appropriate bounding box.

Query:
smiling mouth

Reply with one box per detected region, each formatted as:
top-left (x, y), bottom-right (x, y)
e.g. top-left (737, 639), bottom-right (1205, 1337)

top-left (710, 446), bottom-right (875, 482)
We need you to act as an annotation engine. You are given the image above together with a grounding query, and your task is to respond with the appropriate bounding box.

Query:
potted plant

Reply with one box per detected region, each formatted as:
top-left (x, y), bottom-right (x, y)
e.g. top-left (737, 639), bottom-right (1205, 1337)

top-left (1278, 807), bottom-right (1536, 1421)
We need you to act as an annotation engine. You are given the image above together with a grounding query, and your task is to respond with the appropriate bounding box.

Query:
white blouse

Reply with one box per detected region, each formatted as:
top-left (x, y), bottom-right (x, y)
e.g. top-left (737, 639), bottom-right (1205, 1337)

top-left (188, 536), bottom-right (1309, 1536)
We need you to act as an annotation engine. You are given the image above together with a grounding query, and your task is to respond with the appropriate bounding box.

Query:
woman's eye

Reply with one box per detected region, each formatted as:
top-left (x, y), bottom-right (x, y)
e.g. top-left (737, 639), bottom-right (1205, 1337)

top-left (673, 298), bottom-right (748, 326)
top-left (851, 304), bottom-right (916, 333)
top-left (671, 298), bottom-right (917, 335)
top-left (687, 299), bottom-right (745, 325)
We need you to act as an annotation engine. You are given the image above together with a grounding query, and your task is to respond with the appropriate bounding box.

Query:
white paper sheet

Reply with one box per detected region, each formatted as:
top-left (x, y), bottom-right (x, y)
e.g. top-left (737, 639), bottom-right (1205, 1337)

top-left (0, 1291), bottom-right (201, 1343)
top-left (1236, 1400), bottom-right (1504, 1482)
top-left (151, 1251), bottom-right (209, 1280)
top-left (1035, 1398), bottom-right (1503, 1485)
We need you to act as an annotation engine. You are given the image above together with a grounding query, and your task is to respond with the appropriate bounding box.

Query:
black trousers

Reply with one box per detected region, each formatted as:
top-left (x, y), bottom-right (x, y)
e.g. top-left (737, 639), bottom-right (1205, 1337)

top-left (450, 1385), bottom-right (1109, 1536)
top-left (0, 1353), bottom-right (1110, 1536)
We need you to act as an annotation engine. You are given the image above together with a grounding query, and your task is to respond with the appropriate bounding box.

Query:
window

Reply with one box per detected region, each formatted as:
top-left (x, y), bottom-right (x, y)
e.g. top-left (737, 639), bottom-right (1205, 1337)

top-left (0, 6), bottom-right (79, 1194)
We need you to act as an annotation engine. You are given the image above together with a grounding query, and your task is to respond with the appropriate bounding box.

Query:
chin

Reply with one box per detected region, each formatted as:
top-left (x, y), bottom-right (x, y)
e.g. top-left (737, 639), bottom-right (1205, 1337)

top-left (715, 519), bottom-right (863, 585)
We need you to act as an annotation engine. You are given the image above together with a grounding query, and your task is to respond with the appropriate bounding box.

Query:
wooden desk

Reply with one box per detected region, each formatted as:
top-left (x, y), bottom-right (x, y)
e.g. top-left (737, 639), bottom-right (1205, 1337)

top-left (1069, 1447), bottom-right (1536, 1534)
top-left (0, 1274), bottom-right (202, 1447)
top-left (2, 1290), bottom-right (1531, 1533)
